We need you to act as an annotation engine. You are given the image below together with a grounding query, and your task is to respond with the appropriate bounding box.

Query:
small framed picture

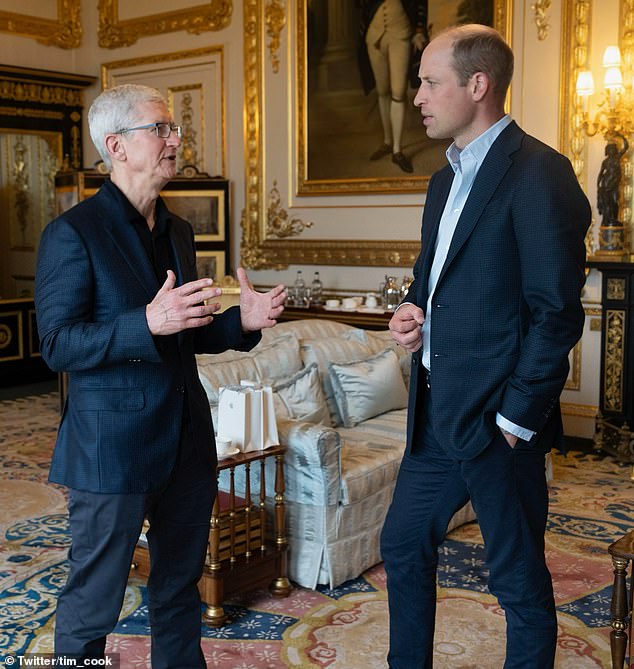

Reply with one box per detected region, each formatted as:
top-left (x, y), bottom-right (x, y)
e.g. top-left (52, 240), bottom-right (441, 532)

top-left (196, 250), bottom-right (225, 282)
top-left (162, 189), bottom-right (226, 242)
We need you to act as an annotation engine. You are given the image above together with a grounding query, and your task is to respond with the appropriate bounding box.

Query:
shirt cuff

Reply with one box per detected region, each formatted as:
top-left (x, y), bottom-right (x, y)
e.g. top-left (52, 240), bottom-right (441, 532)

top-left (495, 413), bottom-right (535, 441)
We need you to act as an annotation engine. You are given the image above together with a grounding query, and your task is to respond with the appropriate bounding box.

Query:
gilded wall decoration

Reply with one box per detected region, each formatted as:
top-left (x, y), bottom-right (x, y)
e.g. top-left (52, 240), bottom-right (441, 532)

top-left (0, 1), bottom-right (81, 49)
top-left (265, 0), bottom-right (286, 74)
top-left (560, 0), bottom-right (592, 181)
top-left (98, 0), bottom-right (232, 48)
top-left (532, 0), bottom-right (552, 40)
top-left (607, 277), bottom-right (627, 301)
top-left (267, 181), bottom-right (313, 238)
top-left (604, 309), bottom-right (625, 412)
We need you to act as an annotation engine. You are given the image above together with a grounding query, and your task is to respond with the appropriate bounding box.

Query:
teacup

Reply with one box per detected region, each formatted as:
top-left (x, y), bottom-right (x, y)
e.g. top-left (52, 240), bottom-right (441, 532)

top-left (365, 294), bottom-right (378, 308)
top-left (325, 299), bottom-right (340, 309)
top-left (342, 297), bottom-right (357, 310)
top-left (216, 436), bottom-right (233, 457)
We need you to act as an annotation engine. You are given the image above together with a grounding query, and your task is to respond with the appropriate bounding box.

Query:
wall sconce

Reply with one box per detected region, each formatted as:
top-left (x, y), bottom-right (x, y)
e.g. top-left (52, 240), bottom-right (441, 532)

top-left (576, 45), bottom-right (633, 257)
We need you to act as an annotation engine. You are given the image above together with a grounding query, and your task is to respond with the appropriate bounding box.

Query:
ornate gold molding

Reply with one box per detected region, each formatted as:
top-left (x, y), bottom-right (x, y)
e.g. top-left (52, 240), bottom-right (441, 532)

top-left (267, 181), bottom-right (313, 237)
top-left (532, 0), bottom-right (552, 40)
top-left (0, 79), bottom-right (83, 108)
top-left (560, 0), bottom-right (592, 181)
top-left (98, 0), bottom-right (232, 48)
top-left (607, 277), bottom-right (627, 301)
top-left (265, 0), bottom-right (286, 74)
top-left (604, 308), bottom-right (625, 412)
top-left (0, 1), bottom-right (81, 49)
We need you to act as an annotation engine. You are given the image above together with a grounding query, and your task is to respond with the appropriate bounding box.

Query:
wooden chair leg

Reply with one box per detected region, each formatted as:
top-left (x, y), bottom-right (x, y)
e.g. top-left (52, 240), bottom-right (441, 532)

top-left (610, 554), bottom-right (630, 669)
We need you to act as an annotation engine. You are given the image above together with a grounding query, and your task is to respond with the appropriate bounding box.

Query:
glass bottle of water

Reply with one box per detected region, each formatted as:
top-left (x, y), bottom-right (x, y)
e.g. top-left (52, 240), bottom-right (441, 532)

top-left (293, 270), bottom-right (305, 307)
top-left (311, 271), bottom-right (323, 306)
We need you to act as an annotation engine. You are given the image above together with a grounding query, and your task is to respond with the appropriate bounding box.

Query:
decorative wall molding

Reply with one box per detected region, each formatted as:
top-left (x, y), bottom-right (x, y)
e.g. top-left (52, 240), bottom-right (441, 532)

top-left (97, 0), bottom-right (232, 48)
top-left (532, 0), bottom-right (552, 40)
top-left (267, 181), bottom-right (313, 238)
top-left (265, 0), bottom-right (286, 74)
top-left (560, 0), bottom-right (592, 182)
top-left (0, 1), bottom-right (81, 49)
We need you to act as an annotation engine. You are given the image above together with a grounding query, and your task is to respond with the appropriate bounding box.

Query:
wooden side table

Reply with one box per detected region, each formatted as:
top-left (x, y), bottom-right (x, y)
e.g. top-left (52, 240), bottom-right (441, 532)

top-left (131, 444), bottom-right (292, 627)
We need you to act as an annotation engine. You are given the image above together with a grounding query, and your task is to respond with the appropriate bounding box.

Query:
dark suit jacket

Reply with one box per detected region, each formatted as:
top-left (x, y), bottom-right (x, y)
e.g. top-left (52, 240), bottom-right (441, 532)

top-left (35, 181), bottom-right (259, 494)
top-left (404, 121), bottom-right (591, 459)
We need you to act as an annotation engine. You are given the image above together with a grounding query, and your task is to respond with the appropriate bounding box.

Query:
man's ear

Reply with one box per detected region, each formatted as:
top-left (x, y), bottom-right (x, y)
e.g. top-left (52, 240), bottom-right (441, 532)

top-left (470, 72), bottom-right (491, 102)
top-left (104, 133), bottom-right (126, 163)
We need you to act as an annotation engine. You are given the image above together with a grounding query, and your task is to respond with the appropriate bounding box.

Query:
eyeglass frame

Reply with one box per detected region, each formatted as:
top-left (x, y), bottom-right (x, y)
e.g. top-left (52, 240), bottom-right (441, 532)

top-left (116, 122), bottom-right (182, 139)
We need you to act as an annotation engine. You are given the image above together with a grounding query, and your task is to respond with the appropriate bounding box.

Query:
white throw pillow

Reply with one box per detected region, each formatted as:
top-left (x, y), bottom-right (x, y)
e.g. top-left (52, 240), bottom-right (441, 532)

top-left (328, 348), bottom-right (409, 427)
top-left (273, 364), bottom-right (332, 426)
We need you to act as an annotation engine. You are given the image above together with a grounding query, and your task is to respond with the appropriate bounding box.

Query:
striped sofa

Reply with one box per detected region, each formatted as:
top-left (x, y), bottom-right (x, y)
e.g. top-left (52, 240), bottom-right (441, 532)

top-left (196, 318), bottom-right (476, 589)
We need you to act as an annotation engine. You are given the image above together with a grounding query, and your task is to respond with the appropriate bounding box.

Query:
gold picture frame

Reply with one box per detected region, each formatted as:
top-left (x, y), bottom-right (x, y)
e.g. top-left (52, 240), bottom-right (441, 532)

top-left (97, 0), bottom-right (232, 48)
top-left (240, 1), bottom-right (512, 270)
top-left (161, 189), bottom-right (226, 242)
top-left (0, 1), bottom-right (81, 49)
top-left (196, 250), bottom-right (226, 282)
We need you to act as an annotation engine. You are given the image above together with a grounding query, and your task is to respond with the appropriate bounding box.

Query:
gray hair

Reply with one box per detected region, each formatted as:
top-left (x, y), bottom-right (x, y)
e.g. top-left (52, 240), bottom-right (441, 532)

top-left (88, 84), bottom-right (166, 170)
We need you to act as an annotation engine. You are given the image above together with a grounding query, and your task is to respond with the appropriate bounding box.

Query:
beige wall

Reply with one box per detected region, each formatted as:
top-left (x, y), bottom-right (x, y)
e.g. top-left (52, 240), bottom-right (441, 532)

top-left (1, 0), bottom-right (627, 437)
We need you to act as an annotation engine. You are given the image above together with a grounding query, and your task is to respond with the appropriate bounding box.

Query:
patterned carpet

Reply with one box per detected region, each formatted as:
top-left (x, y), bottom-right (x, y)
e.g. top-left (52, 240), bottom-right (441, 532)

top-left (1, 392), bottom-right (632, 668)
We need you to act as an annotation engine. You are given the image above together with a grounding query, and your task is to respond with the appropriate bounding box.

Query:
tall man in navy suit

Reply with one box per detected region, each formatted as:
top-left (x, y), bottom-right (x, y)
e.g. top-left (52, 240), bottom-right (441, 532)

top-left (35, 84), bottom-right (286, 667)
top-left (381, 25), bottom-right (591, 668)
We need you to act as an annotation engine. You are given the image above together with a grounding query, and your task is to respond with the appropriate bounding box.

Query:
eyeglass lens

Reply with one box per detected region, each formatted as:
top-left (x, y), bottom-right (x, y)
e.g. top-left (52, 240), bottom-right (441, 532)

top-left (157, 123), bottom-right (181, 138)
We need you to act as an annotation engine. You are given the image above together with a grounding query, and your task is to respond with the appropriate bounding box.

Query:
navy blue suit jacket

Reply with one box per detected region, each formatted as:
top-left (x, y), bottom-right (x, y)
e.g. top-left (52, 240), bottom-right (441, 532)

top-left (404, 122), bottom-right (591, 459)
top-left (35, 182), bottom-right (259, 494)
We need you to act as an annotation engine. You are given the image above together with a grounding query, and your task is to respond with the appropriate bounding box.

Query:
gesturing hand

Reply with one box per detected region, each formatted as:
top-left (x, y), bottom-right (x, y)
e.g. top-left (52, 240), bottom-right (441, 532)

top-left (388, 303), bottom-right (425, 352)
top-left (237, 267), bottom-right (286, 332)
top-left (146, 270), bottom-right (222, 336)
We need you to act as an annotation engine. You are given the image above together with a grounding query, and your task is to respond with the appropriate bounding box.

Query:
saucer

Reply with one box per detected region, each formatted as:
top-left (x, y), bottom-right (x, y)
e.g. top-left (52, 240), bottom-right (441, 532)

top-left (217, 446), bottom-right (240, 459)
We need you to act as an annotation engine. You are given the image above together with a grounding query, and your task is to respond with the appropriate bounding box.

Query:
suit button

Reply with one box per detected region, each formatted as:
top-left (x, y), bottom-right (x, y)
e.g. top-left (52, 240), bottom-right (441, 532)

top-left (176, 386), bottom-right (185, 394)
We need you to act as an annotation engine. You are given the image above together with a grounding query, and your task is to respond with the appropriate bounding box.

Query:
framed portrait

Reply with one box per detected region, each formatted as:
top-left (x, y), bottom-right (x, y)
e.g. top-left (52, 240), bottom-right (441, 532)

top-left (196, 250), bottom-right (225, 282)
top-left (161, 190), bottom-right (226, 242)
top-left (297, 0), bottom-right (511, 195)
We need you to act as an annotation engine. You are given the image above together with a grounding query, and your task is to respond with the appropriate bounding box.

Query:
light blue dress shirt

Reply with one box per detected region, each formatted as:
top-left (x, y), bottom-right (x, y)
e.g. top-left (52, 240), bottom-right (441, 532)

top-left (420, 114), bottom-right (535, 442)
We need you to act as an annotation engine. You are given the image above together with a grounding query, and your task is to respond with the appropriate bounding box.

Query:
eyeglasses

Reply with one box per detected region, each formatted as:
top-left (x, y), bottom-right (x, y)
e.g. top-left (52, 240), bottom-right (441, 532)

top-left (117, 122), bottom-right (182, 139)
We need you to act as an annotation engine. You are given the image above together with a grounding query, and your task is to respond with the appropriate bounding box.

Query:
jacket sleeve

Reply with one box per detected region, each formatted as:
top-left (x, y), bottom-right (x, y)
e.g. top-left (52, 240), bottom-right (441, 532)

top-left (499, 150), bottom-right (591, 432)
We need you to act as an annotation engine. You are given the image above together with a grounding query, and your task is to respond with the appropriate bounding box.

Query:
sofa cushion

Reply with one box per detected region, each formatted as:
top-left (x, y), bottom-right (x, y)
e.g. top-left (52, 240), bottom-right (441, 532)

top-left (196, 332), bottom-right (302, 405)
top-left (273, 363), bottom-right (332, 426)
top-left (336, 408), bottom-right (408, 504)
top-left (299, 332), bottom-right (377, 425)
top-left (367, 329), bottom-right (412, 388)
top-left (329, 348), bottom-right (409, 427)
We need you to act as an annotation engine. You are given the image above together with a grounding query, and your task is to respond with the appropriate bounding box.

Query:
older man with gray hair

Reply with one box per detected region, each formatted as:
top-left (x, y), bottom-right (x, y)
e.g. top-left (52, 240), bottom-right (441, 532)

top-left (35, 84), bottom-right (285, 667)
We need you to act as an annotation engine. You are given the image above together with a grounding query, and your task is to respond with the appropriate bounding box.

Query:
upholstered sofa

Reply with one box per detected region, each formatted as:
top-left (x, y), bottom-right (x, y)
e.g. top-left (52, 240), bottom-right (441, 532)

top-left (196, 318), bottom-right (475, 589)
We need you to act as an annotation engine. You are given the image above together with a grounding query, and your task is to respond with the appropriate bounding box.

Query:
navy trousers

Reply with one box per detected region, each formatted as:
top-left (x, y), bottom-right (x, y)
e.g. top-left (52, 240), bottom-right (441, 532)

top-left (54, 420), bottom-right (216, 669)
top-left (380, 390), bottom-right (556, 669)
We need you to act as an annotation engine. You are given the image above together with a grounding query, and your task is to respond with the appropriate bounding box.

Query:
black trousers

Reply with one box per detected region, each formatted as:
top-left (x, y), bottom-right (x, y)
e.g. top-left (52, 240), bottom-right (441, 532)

top-left (54, 421), bottom-right (216, 669)
top-left (380, 389), bottom-right (556, 669)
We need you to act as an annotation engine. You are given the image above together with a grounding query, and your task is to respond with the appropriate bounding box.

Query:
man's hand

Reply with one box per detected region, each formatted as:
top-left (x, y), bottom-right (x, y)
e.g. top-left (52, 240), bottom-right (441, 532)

top-left (388, 303), bottom-right (425, 352)
top-left (237, 267), bottom-right (286, 332)
top-left (146, 270), bottom-right (221, 336)
top-left (500, 429), bottom-right (519, 449)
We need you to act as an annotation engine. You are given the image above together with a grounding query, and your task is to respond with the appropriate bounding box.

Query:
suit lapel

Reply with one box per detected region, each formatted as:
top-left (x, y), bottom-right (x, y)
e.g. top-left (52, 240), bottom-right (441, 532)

top-left (435, 122), bottom-right (522, 287)
top-left (97, 189), bottom-right (158, 299)
top-left (418, 168), bottom-right (453, 307)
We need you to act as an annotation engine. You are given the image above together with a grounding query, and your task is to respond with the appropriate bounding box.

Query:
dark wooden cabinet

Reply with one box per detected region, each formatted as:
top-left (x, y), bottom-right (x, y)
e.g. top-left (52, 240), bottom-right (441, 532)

top-left (587, 259), bottom-right (634, 466)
